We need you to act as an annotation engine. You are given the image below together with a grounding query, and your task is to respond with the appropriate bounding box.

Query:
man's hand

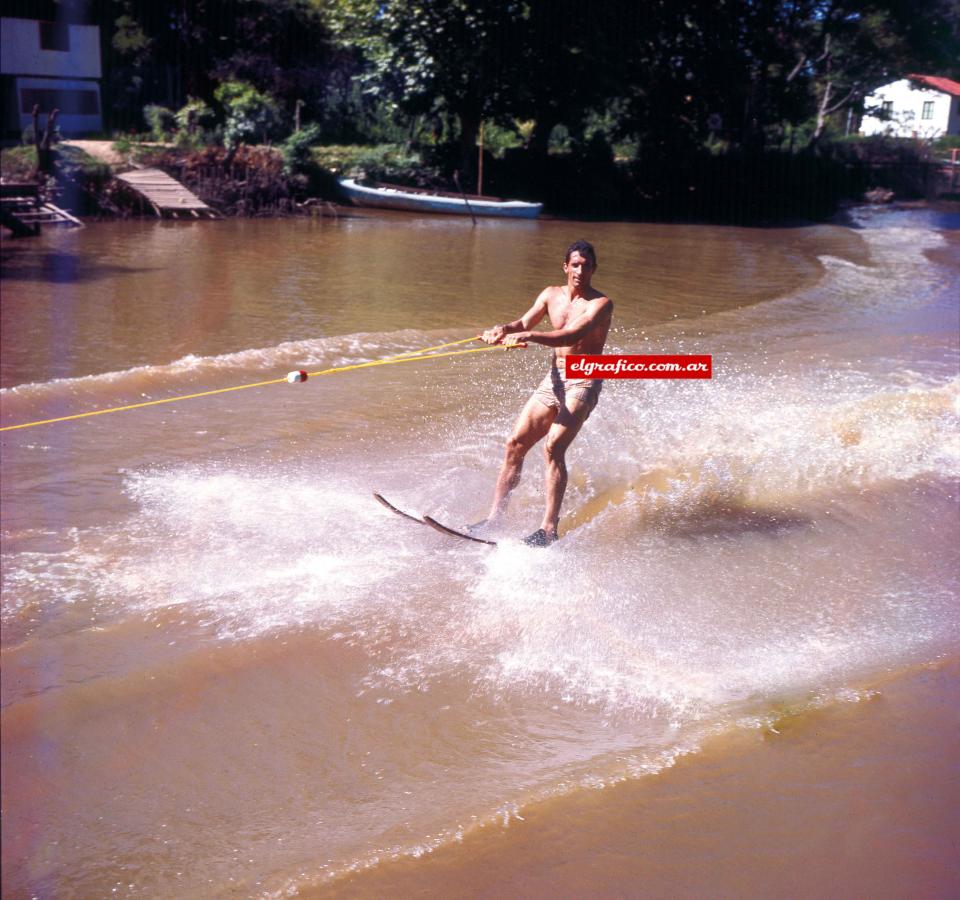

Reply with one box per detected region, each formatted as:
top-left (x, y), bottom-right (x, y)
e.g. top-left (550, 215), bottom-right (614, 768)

top-left (480, 324), bottom-right (509, 345)
top-left (503, 332), bottom-right (531, 347)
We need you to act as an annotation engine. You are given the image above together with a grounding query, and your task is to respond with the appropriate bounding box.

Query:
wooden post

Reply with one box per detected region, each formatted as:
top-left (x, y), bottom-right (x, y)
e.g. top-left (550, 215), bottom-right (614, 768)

top-left (36, 108), bottom-right (60, 177)
top-left (453, 171), bottom-right (477, 226)
top-left (477, 120), bottom-right (484, 197)
top-left (32, 105), bottom-right (40, 164)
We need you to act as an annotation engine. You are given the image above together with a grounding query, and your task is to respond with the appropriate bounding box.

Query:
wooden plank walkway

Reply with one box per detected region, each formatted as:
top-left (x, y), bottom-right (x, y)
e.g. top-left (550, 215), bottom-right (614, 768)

top-left (115, 168), bottom-right (220, 219)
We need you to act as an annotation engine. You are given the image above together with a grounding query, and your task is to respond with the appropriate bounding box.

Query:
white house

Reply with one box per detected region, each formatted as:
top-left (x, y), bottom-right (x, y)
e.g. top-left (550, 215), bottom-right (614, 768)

top-left (860, 75), bottom-right (960, 139)
top-left (1, 16), bottom-right (103, 138)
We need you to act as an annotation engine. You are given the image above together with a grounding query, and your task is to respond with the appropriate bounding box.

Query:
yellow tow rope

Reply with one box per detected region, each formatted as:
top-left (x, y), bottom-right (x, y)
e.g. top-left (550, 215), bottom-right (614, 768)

top-left (0, 336), bottom-right (524, 433)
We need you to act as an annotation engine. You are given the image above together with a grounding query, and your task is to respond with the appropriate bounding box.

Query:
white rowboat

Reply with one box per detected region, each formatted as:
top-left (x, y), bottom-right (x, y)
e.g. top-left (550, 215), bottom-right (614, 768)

top-left (339, 178), bottom-right (542, 218)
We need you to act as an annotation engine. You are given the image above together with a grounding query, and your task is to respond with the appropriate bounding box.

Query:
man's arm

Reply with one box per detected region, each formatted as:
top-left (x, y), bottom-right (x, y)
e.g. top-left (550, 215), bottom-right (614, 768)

top-left (508, 297), bottom-right (612, 347)
top-left (479, 289), bottom-right (551, 344)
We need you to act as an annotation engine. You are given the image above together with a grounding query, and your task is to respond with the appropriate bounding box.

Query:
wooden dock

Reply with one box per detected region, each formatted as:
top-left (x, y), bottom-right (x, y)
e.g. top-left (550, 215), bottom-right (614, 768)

top-left (1, 183), bottom-right (84, 237)
top-left (115, 168), bottom-right (220, 219)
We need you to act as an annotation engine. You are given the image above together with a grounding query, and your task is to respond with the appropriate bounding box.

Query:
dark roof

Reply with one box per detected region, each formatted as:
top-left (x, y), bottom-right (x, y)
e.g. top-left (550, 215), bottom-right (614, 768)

top-left (0, 1), bottom-right (104, 25)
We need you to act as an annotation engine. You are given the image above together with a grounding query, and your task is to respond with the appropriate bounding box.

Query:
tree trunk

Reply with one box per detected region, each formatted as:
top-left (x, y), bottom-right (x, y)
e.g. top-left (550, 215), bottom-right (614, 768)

top-left (813, 80), bottom-right (833, 143)
top-left (223, 142), bottom-right (241, 173)
top-left (529, 114), bottom-right (558, 159)
top-left (811, 33), bottom-right (835, 146)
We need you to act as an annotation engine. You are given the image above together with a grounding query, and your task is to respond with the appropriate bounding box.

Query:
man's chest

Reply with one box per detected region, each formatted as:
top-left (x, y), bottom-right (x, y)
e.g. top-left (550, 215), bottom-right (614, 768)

top-left (547, 297), bottom-right (590, 328)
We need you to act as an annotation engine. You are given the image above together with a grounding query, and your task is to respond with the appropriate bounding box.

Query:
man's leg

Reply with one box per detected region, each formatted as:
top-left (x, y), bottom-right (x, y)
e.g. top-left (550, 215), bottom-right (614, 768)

top-left (537, 399), bottom-right (593, 540)
top-left (487, 395), bottom-right (556, 522)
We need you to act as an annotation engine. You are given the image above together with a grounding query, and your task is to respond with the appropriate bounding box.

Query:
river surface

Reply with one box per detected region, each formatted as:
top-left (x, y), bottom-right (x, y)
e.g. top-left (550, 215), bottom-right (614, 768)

top-left (2, 207), bottom-right (959, 898)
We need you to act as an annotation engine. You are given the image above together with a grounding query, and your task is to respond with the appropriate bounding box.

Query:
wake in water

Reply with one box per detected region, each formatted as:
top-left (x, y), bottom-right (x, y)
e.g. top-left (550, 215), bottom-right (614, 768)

top-left (2, 210), bottom-right (958, 898)
top-left (4, 351), bottom-right (957, 704)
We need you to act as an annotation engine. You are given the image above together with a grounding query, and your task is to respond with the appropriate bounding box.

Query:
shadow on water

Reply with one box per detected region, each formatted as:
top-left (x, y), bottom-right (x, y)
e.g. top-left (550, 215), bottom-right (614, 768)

top-left (0, 249), bottom-right (158, 284)
top-left (647, 499), bottom-right (813, 541)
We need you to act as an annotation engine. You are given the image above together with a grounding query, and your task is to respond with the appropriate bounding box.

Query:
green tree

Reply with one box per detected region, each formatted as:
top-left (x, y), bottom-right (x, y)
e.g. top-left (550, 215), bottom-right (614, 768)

top-left (214, 80), bottom-right (282, 147)
top-left (102, 0), bottom-right (350, 133)
top-left (612, 0), bottom-right (960, 152)
top-left (504, 0), bottom-right (638, 155)
top-left (329, 0), bottom-right (531, 176)
top-left (793, 0), bottom-right (960, 142)
top-left (98, 0), bottom-right (959, 163)
top-left (721, 0), bottom-right (960, 146)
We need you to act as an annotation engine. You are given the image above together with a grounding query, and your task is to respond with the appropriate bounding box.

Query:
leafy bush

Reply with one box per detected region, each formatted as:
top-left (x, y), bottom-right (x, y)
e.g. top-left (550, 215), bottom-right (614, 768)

top-left (479, 121), bottom-right (524, 159)
top-left (0, 146), bottom-right (37, 180)
top-left (548, 124), bottom-right (573, 154)
top-left (932, 135), bottom-right (960, 153)
top-left (310, 143), bottom-right (432, 184)
top-left (281, 124), bottom-right (322, 175)
top-left (174, 98), bottom-right (216, 147)
top-left (143, 144), bottom-right (329, 213)
top-left (144, 104), bottom-right (175, 141)
top-left (829, 133), bottom-right (934, 164)
top-left (214, 81), bottom-right (281, 148)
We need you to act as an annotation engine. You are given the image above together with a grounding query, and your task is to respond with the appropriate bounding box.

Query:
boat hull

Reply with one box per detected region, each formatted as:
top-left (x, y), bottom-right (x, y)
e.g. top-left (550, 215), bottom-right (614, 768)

top-left (339, 178), bottom-right (542, 219)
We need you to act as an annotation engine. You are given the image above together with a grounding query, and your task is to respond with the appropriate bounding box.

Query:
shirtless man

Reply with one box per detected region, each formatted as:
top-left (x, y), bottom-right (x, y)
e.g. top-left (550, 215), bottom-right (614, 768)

top-left (478, 240), bottom-right (613, 545)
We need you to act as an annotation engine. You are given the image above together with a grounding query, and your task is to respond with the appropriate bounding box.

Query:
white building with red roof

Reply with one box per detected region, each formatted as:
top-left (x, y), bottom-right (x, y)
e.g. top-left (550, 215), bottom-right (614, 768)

top-left (860, 75), bottom-right (960, 139)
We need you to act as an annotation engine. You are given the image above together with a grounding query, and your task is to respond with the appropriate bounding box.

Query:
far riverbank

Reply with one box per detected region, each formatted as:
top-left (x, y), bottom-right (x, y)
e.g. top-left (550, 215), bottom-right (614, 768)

top-left (3, 137), bottom-right (958, 228)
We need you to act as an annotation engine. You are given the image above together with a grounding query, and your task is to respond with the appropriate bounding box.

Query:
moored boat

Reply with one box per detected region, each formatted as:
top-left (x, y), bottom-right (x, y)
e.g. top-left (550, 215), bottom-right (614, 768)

top-left (339, 178), bottom-right (542, 218)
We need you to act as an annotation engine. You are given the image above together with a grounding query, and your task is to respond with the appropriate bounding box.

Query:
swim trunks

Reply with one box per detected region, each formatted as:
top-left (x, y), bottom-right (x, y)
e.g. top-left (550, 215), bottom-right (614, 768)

top-left (532, 364), bottom-right (603, 419)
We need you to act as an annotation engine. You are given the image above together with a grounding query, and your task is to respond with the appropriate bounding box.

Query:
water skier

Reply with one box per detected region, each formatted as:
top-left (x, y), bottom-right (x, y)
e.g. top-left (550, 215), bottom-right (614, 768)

top-left (478, 240), bottom-right (613, 545)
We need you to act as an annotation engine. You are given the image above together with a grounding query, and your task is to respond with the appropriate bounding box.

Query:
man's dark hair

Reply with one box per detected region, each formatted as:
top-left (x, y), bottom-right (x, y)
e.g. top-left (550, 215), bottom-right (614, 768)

top-left (565, 240), bottom-right (597, 266)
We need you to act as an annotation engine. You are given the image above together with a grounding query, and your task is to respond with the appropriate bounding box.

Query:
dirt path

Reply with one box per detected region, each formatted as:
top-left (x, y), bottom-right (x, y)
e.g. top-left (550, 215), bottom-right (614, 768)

top-left (61, 140), bottom-right (128, 166)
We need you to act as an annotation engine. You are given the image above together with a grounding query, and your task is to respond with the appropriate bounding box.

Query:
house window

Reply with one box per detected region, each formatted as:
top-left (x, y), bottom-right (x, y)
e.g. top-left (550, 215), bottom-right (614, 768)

top-left (39, 21), bottom-right (70, 52)
top-left (881, 100), bottom-right (894, 120)
top-left (21, 88), bottom-right (100, 115)
top-left (921, 101), bottom-right (934, 120)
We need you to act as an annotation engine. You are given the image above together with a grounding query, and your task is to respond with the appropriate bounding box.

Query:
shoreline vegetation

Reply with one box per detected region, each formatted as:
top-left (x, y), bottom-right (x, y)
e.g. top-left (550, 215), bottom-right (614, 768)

top-left (2, 134), bottom-right (958, 227)
top-left (3, 0), bottom-right (956, 228)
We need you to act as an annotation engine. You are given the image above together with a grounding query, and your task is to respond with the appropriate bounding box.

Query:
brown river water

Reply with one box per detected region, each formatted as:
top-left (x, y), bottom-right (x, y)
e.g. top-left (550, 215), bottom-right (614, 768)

top-left (2, 207), bottom-right (958, 898)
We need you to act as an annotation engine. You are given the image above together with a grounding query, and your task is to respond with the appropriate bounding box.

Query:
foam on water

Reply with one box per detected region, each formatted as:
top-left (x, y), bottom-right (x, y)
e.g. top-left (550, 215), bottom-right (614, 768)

top-left (4, 333), bottom-right (957, 719)
top-left (457, 522), bottom-right (958, 723)
top-left (12, 364), bottom-right (944, 721)
top-left (0, 328), bottom-right (445, 397)
top-left (114, 468), bottom-right (417, 638)
top-left (595, 373), bottom-right (960, 506)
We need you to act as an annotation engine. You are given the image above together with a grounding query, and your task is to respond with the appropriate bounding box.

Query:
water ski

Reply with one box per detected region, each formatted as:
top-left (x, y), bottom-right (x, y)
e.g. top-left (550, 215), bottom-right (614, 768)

top-left (422, 516), bottom-right (498, 547)
top-left (374, 493), bottom-right (497, 546)
top-left (372, 492), bottom-right (425, 524)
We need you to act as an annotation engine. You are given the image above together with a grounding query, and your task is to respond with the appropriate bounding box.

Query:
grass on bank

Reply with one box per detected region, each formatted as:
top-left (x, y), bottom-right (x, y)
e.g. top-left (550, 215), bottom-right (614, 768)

top-left (1, 144), bottom-right (111, 182)
top-left (309, 143), bottom-right (433, 184)
top-left (0, 145), bottom-right (39, 180)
